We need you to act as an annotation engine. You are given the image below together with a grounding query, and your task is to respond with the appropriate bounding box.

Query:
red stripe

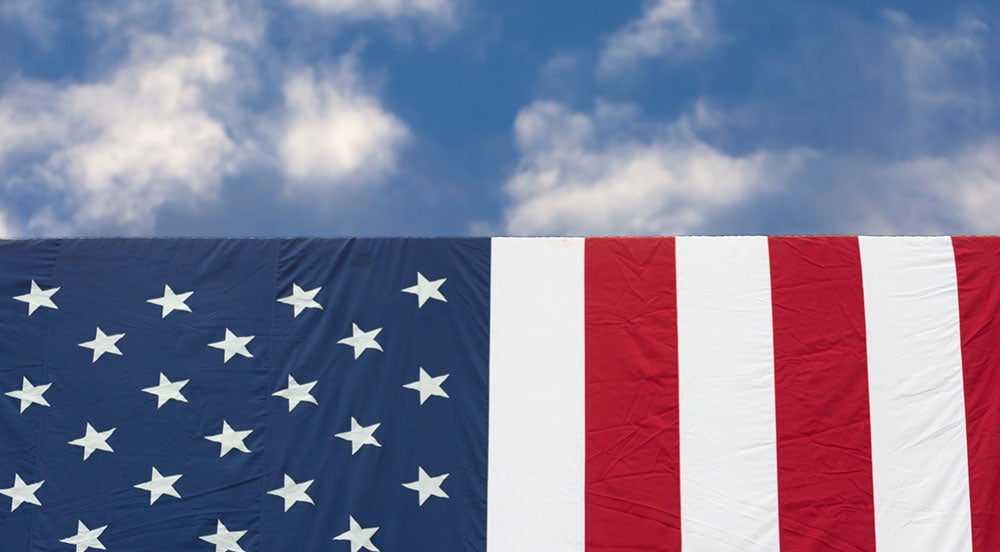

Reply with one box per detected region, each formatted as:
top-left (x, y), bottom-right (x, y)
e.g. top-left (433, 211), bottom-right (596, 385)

top-left (585, 238), bottom-right (681, 551)
top-left (953, 237), bottom-right (1000, 551)
top-left (769, 237), bottom-right (876, 551)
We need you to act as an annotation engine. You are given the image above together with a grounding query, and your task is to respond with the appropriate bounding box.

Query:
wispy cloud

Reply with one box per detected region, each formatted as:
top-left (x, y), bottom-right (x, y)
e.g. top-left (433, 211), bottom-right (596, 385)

top-left (287, 0), bottom-right (456, 23)
top-left (597, 0), bottom-right (716, 79)
top-left (0, 0), bottom-right (57, 47)
top-left (766, 11), bottom-right (1000, 234)
top-left (892, 141), bottom-right (1000, 233)
top-left (0, 208), bottom-right (18, 238)
top-left (837, 140), bottom-right (1000, 235)
top-left (84, 0), bottom-right (266, 46)
top-left (506, 9), bottom-right (1000, 236)
top-left (888, 11), bottom-right (992, 136)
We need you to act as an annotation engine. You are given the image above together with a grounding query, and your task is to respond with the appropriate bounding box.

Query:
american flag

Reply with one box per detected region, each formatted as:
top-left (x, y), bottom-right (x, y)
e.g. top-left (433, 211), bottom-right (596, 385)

top-left (3, 237), bottom-right (1000, 551)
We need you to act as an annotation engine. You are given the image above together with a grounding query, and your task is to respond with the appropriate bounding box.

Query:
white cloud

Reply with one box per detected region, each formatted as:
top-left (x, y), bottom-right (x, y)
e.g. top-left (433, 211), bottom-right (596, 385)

top-left (0, 39), bottom-right (242, 234)
top-left (278, 63), bottom-right (410, 188)
top-left (287, 0), bottom-right (455, 22)
top-left (598, 0), bottom-right (716, 78)
top-left (502, 100), bottom-right (805, 235)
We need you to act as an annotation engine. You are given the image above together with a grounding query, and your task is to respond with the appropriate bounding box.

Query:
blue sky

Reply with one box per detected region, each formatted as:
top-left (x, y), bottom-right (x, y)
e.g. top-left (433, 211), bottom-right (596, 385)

top-left (0, 0), bottom-right (998, 236)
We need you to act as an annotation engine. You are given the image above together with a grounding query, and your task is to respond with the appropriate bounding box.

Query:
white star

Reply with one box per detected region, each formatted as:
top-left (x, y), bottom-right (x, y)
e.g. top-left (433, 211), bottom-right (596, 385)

top-left (13, 280), bottom-right (59, 315)
top-left (267, 473), bottom-right (315, 512)
top-left (78, 328), bottom-right (124, 363)
top-left (133, 467), bottom-right (182, 505)
top-left (401, 272), bottom-right (447, 308)
top-left (199, 520), bottom-right (247, 552)
top-left (0, 474), bottom-right (43, 511)
top-left (141, 372), bottom-right (189, 409)
top-left (146, 285), bottom-right (193, 318)
top-left (337, 323), bottom-right (383, 359)
top-left (402, 467), bottom-right (450, 506)
top-left (208, 329), bottom-right (254, 363)
top-left (205, 421), bottom-right (252, 457)
top-left (68, 423), bottom-right (115, 461)
top-left (335, 417), bottom-right (381, 455)
top-left (277, 283), bottom-right (322, 317)
top-left (5, 376), bottom-right (51, 413)
top-left (403, 367), bottom-right (449, 405)
top-left (272, 375), bottom-right (317, 412)
top-left (333, 516), bottom-right (379, 552)
top-left (60, 520), bottom-right (107, 552)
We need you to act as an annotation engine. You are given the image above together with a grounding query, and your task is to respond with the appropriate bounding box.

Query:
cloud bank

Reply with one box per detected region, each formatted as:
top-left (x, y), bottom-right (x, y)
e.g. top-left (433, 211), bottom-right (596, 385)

top-left (502, 100), bottom-right (1000, 236)
top-left (0, 0), bottom-right (416, 235)
top-left (503, 100), bottom-right (804, 235)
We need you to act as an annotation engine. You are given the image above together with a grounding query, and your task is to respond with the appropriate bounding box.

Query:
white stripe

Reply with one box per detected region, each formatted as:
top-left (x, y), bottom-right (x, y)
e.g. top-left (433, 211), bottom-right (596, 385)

top-left (488, 237), bottom-right (585, 552)
top-left (859, 237), bottom-right (972, 551)
top-left (676, 236), bottom-right (780, 552)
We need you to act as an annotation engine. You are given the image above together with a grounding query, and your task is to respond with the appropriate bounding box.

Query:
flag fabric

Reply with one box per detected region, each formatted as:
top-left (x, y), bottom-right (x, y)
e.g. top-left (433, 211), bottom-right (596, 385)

top-left (2, 236), bottom-right (1000, 552)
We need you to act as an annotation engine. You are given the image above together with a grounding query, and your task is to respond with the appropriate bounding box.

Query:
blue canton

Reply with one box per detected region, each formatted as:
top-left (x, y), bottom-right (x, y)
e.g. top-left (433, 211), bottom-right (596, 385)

top-left (0, 238), bottom-right (489, 551)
